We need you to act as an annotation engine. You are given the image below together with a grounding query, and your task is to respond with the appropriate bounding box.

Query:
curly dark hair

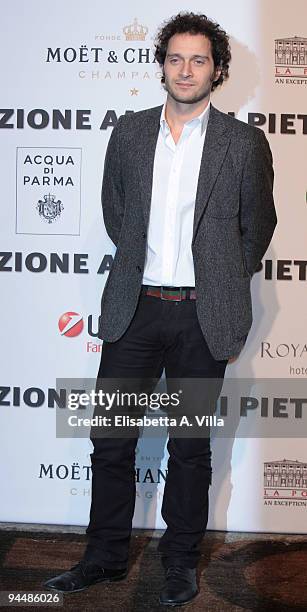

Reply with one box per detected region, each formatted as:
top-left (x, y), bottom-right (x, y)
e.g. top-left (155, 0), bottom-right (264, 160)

top-left (154, 12), bottom-right (231, 91)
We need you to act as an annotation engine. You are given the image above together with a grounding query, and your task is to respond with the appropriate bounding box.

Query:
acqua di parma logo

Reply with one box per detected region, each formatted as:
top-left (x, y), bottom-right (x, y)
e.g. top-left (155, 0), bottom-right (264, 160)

top-left (16, 147), bottom-right (82, 235)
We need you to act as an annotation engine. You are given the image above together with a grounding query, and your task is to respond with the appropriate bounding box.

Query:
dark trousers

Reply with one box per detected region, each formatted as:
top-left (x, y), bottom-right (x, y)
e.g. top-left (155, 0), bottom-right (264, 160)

top-left (84, 289), bottom-right (227, 569)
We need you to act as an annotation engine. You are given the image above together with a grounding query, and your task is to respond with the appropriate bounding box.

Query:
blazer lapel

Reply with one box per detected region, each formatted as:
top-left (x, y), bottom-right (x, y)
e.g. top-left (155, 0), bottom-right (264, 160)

top-left (136, 103), bottom-right (231, 238)
top-left (192, 105), bottom-right (231, 244)
top-left (136, 106), bottom-right (162, 229)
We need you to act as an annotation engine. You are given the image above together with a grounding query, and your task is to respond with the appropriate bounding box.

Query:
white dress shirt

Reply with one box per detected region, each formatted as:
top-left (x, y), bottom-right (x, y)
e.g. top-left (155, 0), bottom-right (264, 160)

top-left (142, 101), bottom-right (210, 287)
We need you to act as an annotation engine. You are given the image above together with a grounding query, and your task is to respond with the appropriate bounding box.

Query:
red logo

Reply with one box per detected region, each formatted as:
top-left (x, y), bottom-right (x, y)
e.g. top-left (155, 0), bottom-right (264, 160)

top-left (58, 312), bottom-right (84, 337)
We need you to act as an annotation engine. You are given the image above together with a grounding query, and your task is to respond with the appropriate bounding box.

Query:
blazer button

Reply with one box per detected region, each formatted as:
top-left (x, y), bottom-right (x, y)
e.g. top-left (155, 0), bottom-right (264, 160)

top-left (136, 265), bottom-right (142, 273)
top-left (142, 232), bottom-right (146, 238)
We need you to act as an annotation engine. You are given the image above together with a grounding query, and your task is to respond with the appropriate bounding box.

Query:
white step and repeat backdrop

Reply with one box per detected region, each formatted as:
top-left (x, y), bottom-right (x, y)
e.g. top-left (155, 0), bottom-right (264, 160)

top-left (1, 0), bottom-right (307, 532)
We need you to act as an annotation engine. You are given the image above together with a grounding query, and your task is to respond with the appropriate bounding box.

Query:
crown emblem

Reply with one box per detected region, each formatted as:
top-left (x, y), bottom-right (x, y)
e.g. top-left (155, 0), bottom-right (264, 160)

top-left (123, 18), bottom-right (148, 41)
top-left (36, 193), bottom-right (63, 224)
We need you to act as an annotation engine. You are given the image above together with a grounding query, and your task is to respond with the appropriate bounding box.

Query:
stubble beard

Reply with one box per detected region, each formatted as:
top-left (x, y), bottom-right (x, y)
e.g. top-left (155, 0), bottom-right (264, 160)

top-left (163, 74), bottom-right (214, 105)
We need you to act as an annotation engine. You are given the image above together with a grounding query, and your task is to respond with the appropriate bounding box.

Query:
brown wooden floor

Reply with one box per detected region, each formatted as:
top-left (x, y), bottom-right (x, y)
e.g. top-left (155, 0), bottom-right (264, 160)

top-left (0, 527), bottom-right (306, 611)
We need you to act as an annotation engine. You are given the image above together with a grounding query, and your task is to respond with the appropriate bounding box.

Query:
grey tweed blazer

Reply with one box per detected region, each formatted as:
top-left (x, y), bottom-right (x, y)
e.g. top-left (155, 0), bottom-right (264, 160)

top-left (97, 104), bottom-right (277, 360)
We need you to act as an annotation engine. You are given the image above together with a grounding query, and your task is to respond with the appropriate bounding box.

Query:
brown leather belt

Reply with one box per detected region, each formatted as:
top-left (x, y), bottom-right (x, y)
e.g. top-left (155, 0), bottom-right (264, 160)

top-left (141, 285), bottom-right (196, 301)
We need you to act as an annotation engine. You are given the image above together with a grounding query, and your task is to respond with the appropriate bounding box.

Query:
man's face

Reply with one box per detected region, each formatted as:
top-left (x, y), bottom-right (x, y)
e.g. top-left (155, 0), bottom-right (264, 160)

top-left (163, 32), bottom-right (221, 104)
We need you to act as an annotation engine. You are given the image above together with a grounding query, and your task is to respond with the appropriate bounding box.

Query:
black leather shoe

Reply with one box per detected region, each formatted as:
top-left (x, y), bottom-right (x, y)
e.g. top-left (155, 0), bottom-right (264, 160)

top-left (159, 566), bottom-right (198, 606)
top-left (43, 561), bottom-right (127, 593)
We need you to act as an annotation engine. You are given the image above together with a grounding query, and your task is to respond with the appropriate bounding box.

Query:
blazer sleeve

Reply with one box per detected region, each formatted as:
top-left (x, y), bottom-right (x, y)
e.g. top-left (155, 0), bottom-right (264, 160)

top-left (239, 129), bottom-right (277, 276)
top-left (101, 116), bottom-right (125, 247)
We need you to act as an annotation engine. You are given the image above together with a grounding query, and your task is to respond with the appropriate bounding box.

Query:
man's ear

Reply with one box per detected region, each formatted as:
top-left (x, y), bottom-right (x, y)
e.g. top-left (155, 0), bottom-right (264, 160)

top-left (213, 67), bottom-right (222, 82)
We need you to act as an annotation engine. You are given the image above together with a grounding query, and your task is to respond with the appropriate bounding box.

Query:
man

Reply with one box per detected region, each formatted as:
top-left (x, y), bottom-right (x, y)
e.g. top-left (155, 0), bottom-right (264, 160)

top-left (45, 11), bottom-right (277, 606)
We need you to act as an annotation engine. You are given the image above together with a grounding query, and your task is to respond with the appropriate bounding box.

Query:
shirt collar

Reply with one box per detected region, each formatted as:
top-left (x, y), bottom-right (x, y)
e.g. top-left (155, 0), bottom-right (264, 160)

top-left (160, 100), bottom-right (211, 137)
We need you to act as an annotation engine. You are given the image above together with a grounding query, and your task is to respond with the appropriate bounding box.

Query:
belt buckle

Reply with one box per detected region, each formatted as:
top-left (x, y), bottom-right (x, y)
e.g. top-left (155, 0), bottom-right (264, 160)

top-left (160, 286), bottom-right (183, 301)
